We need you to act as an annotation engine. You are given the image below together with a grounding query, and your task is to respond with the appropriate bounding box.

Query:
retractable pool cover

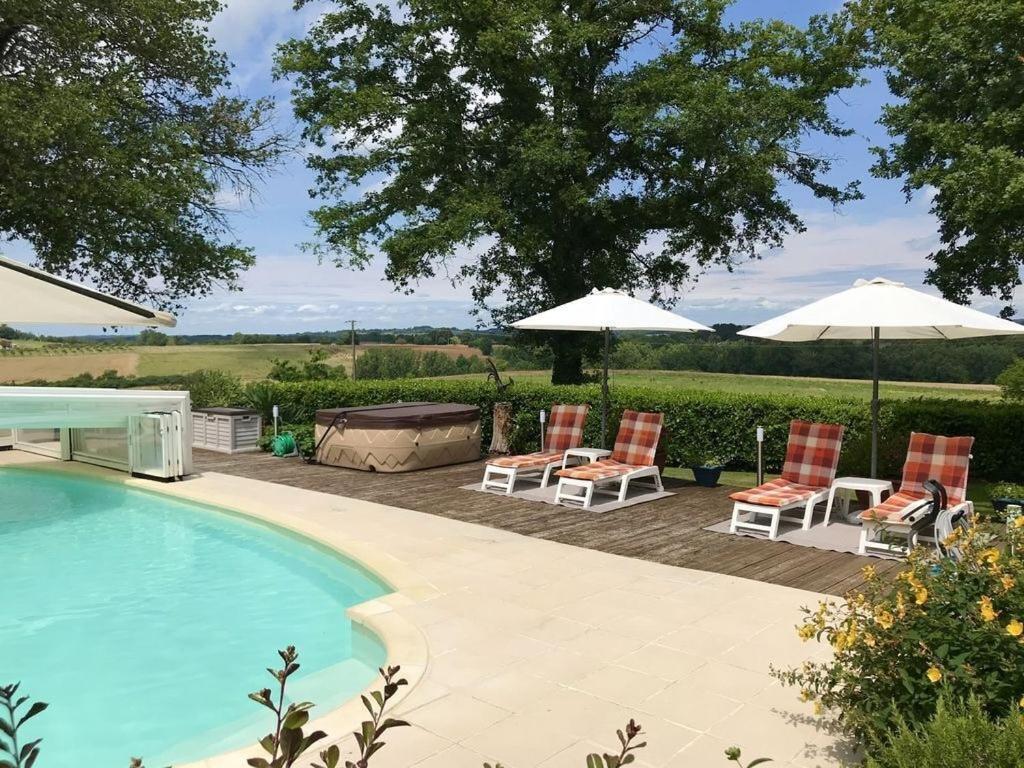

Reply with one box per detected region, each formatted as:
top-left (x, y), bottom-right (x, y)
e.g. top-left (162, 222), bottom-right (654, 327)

top-left (0, 386), bottom-right (191, 429)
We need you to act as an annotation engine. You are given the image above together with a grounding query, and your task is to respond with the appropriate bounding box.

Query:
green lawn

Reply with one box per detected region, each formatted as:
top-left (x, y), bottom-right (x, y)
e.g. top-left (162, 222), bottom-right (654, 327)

top-left (448, 368), bottom-right (999, 401)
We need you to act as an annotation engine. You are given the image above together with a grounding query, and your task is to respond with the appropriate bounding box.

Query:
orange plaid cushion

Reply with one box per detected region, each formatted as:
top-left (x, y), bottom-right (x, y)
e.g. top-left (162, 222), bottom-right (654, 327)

top-left (780, 420), bottom-right (845, 488)
top-left (610, 410), bottom-right (663, 467)
top-left (729, 477), bottom-right (823, 508)
top-left (545, 404), bottom-right (590, 452)
top-left (898, 432), bottom-right (973, 506)
top-left (859, 490), bottom-right (930, 523)
top-left (489, 451), bottom-right (563, 470)
top-left (556, 458), bottom-right (639, 482)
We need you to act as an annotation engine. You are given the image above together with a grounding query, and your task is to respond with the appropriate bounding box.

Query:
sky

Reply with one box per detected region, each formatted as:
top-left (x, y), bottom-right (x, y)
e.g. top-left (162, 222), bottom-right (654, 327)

top-left (6, 0), bottom-right (990, 335)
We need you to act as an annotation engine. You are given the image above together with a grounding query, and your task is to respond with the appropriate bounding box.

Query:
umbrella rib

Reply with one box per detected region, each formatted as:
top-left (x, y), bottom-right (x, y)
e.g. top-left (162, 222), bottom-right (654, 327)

top-left (815, 326), bottom-right (832, 340)
top-left (932, 325), bottom-right (950, 340)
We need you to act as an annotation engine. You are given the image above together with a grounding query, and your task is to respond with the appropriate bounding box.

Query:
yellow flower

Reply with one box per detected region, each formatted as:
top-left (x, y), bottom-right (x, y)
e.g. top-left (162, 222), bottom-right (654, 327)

top-left (926, 666), bottom-right (942, 683)
top-left (798, 624), bottom-right (817, 642)
top-left (896, 592), bottom-right (908, 619)
top-left (863, 632), bottom-right (876, 647)
top-left (800, 689), bottom-right (812, 702)
top-left (1019, 695), bottom-right (1024, 709)
top-left (1014, 516), bottom-right (1024, 529)
top-left (875, 608), bottom-right (894, 630)
top-left (980, 595), bottom-right (1000, 622)
top-left (979, 548), bottom-right (1001, 565)
top-left (1007, 619), bottom-right (1024, 638)
top-left (914, 587), bottom-right (929, 605)
top-left (1002, 574), bottom-right (1016, 591)
top-left (813, 700), bottom-right (823, 716)
top-left (943, 528), bottom-right (962, 547)
top-left (862, 565), bottom-right (876, 580)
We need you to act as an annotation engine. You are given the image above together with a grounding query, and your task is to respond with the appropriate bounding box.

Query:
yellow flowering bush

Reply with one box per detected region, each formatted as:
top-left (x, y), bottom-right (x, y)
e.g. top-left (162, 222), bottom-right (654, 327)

top-left (774, 520), bottom-right (1024, 746)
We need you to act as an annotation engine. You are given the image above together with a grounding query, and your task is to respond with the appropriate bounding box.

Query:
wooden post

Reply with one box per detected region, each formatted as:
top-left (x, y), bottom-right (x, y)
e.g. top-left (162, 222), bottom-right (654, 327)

top-left (489, 402), bottom-right (512, 453)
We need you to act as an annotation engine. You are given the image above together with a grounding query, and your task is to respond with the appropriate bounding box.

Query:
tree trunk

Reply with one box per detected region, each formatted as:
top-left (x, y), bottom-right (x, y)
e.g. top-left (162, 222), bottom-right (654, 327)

top-left (489, 401), bottom-right (512, 453)
top-left (550, 333), bottom-right (585, 384)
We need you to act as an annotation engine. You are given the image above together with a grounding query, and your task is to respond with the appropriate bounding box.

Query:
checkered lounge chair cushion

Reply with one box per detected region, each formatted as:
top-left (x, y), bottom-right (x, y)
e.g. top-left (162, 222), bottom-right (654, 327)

top-left (858, 490), bottom-right (931, 523)
top-left (728, 477), bottom-right (824, 508)
top-left (610, 410), bottom-right (663, 467)
top-left (489, 450), bottom-right (563, 470)
top-left (544, 404), bottom-right (590, 452)
top-left (860, 432), bottom-right (974, 522)
top-left (555, 458), bottom-right (638, 482)
top-left (780, 420), bottom-right (845, 488)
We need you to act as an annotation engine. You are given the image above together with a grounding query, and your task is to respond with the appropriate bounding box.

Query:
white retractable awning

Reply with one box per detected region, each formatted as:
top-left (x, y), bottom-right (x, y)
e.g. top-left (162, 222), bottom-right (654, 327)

top-left (0, 256), bottom-right (176, 327)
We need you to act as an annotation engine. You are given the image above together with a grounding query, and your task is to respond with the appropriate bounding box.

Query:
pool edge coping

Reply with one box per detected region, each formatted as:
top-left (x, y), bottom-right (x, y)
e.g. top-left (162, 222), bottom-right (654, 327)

top-left (0, 454), bottom-right (430, 768)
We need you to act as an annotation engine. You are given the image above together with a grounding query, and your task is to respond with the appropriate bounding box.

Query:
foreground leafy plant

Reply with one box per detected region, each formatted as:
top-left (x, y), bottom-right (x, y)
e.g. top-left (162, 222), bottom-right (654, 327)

top-left (776, 519), bottom-right (1024, 745)
top-left (485, 719), bottom-right (646, 768)
top-left (344, 665), bottom-right (409, 768)
top-left (0, 683), bottom-right (47, 768)
top-left (724, 746), bottom-right (772, 767)
top-left (247, 646), bottom-right (329, 768)
top-left (247, 647), bottom-right (409, 768)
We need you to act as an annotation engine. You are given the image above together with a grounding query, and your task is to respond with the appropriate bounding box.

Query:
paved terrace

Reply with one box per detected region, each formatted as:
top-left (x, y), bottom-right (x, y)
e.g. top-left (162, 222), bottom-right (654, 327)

top-left (194, 451), bottom-right (897, 596)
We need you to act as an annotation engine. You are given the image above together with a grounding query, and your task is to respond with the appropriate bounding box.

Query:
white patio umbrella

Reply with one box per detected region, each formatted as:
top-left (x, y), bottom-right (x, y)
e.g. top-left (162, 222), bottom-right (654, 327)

top-left (0, 255), bottom-right (176, 327)
top-left (739, 277), bottom-right (1024, 476)
top-left (513, 288), bottom-right (713, 445)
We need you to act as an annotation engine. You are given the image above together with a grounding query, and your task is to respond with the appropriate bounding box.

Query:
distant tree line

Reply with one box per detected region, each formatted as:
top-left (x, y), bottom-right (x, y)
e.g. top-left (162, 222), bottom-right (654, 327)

top-left (355, 348), bottom-right (488, 379)
top-left (494, 336), bottom-right (1023, 385)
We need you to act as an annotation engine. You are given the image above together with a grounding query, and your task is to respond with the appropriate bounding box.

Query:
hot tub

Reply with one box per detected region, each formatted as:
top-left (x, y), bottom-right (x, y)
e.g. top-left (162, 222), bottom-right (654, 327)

top-left (314, 402), bottom-right (481, 472)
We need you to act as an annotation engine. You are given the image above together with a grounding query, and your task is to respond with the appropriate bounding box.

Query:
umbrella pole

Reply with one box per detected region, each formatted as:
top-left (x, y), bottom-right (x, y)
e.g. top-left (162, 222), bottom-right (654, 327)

top-left (871, 326), bottom-right (879, 478)
top-left (602, 327), bottom-right (610, 448)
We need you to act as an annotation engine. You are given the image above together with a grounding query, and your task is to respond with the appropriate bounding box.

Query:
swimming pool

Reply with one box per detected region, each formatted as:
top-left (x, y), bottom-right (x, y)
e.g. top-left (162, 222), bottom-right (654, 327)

top-left (0, 468), bottom-right (389, 766)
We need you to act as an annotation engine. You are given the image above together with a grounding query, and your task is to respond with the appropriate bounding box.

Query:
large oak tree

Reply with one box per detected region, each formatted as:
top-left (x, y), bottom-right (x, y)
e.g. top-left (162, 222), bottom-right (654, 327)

top-left (855, 0), bottom-right (1024, 317)
top-left (0, 1), bottom-right (285, 309)
top-left (278, 0), bottom-right (863, 382)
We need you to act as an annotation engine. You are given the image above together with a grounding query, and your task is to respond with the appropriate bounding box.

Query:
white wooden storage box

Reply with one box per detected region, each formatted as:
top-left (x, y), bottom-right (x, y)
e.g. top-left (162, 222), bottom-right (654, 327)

top-left (192, 407), bottom-right (262, 454)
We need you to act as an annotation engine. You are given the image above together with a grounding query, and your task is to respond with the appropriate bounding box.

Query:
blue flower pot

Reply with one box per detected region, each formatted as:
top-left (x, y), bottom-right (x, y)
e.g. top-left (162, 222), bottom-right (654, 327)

top-left (692, 465), bottom-right (723, 488)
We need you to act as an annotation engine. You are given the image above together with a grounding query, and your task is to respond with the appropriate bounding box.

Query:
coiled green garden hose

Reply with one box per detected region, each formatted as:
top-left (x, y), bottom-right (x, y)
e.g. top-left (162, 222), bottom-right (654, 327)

top-left (271, 432), bottom-right (297, 457)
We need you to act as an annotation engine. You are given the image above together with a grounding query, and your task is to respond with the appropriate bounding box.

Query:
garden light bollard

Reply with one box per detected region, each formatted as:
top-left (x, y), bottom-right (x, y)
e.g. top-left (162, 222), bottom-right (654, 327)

top-left (272, 404), bottom-right (279, 438)
top-left (1008, 505), bottom-right (1021, 556)
top-left (756, 426), bottom-right (764, 486)
top-left (539, 409), bottom-right (546, 452)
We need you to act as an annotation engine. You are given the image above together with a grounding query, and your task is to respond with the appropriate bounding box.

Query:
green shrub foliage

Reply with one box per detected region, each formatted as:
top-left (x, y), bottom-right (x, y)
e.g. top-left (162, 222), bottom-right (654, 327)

top-left (866, 697), bottom-right (1024, 768)
top-left (997, 359), bottom-right (1024, 402)
top-left (251, 379), bottom-right (1024, 480)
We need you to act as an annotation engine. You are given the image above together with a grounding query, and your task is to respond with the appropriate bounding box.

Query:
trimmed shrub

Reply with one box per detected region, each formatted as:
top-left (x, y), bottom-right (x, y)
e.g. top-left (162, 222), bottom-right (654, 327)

top-left (866, 697), bottom-right (1024, 768)
top-left (776, 520), bottom-right (1024, 746)
top-left (249, 378), bottom-right (1024, 480)
top-left (997, 358), bottom-right (1024, 402)
top-left (180, 369), bottom-right (244, 409)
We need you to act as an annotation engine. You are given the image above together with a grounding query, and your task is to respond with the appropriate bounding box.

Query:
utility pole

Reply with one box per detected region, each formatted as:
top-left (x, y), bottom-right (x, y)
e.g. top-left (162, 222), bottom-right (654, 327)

top-left (347, 320), bottom-right (357, 380)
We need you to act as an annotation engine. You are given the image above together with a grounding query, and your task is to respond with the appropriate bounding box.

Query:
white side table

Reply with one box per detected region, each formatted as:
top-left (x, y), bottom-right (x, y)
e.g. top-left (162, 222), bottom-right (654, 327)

top-left (561, 447), bottom-right (612, 468)
top-left (825, 477), bottom-right (894, 526)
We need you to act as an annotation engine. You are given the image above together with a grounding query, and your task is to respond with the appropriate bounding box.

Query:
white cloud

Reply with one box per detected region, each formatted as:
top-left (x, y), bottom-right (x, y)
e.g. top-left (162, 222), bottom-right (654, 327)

top-left (678, 209), bottom-right (944, 321)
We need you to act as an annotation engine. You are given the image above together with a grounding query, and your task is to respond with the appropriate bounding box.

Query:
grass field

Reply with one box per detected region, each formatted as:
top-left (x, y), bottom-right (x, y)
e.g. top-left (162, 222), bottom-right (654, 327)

top-left (448, 368), bottom-right (1000, 401)
top-left (0, 342), bottom-right (485, 383)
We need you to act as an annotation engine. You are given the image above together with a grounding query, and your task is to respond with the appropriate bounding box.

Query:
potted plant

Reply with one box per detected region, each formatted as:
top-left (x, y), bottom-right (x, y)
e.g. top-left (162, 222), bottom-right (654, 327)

top-left (682, 450), bottom-right (729, 487)
top-left (988, 481), bottom-right (1024, 516)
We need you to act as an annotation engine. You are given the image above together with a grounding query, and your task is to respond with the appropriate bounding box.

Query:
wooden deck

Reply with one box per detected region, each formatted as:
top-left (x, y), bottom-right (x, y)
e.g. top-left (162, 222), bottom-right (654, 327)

top-left (193, 450), bottom-right (901, 596)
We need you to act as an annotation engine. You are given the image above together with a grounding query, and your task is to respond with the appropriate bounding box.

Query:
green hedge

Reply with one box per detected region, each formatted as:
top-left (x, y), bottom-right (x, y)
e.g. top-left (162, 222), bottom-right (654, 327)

top-left (250, 379), bottom-right (1024, 481)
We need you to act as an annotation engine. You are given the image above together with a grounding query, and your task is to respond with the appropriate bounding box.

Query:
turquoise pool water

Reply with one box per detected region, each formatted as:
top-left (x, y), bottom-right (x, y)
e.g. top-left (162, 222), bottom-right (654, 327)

top-left (0, 468), bottom-right (389, 767)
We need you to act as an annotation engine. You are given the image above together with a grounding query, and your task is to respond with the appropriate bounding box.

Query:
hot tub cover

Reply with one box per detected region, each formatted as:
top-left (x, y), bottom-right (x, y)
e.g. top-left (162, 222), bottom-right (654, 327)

top-left (315, 402), bottom-right (479, 430)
